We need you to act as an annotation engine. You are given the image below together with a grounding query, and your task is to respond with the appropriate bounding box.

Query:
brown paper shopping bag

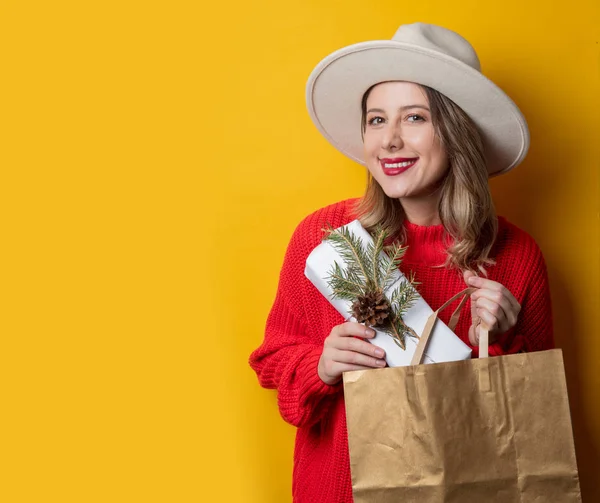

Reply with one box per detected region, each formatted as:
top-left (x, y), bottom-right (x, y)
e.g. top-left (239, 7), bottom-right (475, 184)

top-left (343, 288), bottom-right (582, 503)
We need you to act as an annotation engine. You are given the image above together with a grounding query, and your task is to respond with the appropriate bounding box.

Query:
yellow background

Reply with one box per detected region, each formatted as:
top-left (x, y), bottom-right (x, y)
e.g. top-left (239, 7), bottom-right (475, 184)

top-left (2, 0), bottom-right (599, 501)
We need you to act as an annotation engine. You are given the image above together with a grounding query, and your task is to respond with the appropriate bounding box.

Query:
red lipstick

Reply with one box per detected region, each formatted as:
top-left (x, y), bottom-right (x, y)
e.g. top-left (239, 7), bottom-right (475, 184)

top-left (379, 157), bottom-right (418, 176)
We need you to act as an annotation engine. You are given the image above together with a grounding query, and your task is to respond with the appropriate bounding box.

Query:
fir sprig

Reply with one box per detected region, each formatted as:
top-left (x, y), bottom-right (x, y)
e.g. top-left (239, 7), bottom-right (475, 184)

top-left (389, 271), bottom-right (421, 348)
top-left (323, 223), bottom-right (420, 350)
top-left (324, 224), bottom-right (374, 289)
top-left (366, 225), bottom-right (387, 289)
top-left (389, 271), bottom-right (420, 318)
top-left (380, 242), bottom-right (408, 291)
top-left (326, 262), bottom-right (365, 301)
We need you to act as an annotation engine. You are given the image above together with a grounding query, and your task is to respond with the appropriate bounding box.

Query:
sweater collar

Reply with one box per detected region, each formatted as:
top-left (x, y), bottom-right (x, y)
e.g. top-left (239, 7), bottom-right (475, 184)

top-left (402, 220), bottom-right (450, 265)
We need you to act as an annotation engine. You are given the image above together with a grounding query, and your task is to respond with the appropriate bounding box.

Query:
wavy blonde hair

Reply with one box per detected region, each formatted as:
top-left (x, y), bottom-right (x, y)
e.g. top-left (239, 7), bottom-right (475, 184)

top-left (355, 83), bottom-right (497, 273)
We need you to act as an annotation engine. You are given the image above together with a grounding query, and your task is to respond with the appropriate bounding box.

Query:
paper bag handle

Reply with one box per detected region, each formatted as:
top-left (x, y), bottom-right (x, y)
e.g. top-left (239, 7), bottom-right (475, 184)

top-left (410, 287), bottom-right (489, 365)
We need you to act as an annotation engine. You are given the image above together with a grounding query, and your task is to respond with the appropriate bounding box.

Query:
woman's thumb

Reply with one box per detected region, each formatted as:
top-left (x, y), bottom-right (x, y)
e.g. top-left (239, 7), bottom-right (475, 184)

top-left (463, 269), bottom-right (476, 285)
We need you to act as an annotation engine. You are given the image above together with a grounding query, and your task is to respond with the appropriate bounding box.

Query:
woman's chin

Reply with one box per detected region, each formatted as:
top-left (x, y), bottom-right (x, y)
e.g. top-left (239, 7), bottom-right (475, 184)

top-left (380, 185), bottom-right (410, 200)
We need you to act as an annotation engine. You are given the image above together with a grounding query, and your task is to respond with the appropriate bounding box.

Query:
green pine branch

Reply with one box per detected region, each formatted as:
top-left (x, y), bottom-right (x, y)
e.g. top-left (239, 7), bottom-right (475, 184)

top-left (366, 225), bottom-right (387, 289)
top-left (388, 319), bottom-right (407, 350)
top-left (389, 273), bottom-right (420, 319)
top-left (386, 316), bottom-right (420, 350)
top-left (324, 225), bottom-right (373, 288)
top-left (380, 242), bottom-right (408, 291)
top-left (323, 224), bottom-right (420, 352)
top-left (326, 262), bottom-right (366, 300)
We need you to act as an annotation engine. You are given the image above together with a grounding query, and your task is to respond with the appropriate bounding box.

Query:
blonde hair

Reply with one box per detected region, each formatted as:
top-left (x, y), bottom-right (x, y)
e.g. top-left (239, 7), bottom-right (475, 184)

top-left (355, 84), bottom-right (497, 273)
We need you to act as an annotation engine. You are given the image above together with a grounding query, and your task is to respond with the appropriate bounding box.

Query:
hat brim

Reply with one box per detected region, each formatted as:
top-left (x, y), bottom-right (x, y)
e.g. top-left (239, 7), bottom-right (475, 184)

top-left (306, 41), bottom-right (529, 177)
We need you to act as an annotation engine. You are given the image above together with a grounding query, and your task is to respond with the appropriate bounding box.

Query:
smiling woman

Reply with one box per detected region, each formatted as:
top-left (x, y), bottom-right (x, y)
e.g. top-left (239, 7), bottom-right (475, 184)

top-left (358, 81), bottom-right (495, 272)
top-left (249, 22), bottom-right (554, 503)
top-left (363, 82), bottom-right (449, 204)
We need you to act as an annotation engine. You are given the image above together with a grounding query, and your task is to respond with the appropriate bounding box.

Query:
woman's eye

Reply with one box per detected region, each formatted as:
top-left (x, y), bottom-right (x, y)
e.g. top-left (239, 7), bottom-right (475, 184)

top-left (407, 114), bottom-right (425, 122)
top-left (367, 116), bottom-right (384, 126)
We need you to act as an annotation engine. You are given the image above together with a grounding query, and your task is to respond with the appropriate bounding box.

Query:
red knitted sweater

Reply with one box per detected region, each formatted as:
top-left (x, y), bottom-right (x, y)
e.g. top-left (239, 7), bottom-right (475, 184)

top-left (249, 198), bottom-right (554, 503)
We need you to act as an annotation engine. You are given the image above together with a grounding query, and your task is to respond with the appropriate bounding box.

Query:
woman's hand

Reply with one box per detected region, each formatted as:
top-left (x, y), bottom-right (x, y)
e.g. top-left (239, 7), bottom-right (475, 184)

top-left (463, 271), bottom-right (521, 345)
top-left (318, 322), bottom-right (386, 385)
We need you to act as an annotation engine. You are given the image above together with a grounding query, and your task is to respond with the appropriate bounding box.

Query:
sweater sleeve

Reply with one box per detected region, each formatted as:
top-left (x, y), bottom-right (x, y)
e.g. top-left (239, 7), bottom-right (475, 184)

top-left (487, 239), bottom-right (555, 357)
top-left (249, 218), bottom-right (342, 428)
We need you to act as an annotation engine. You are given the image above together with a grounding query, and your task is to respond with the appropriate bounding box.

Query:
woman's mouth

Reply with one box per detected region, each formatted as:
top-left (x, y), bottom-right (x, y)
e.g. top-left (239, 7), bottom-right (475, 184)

top-left (380, 157), bottom-right (418, 176)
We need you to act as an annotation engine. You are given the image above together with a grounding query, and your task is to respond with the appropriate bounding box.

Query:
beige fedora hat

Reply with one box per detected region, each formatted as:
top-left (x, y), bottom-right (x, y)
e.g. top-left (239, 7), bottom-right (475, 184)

top-left (306, 22), bottom-right (529, 177)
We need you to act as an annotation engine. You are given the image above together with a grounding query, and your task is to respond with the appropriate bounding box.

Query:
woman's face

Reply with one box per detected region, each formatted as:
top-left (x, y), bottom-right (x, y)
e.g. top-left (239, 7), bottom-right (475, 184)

top-left (363, 81), bottom-right (449, 202)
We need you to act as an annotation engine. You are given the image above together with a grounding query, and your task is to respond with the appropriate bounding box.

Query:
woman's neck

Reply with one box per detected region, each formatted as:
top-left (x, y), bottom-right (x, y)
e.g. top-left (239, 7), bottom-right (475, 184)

top-left (399, 195), bottom-right (441, 226)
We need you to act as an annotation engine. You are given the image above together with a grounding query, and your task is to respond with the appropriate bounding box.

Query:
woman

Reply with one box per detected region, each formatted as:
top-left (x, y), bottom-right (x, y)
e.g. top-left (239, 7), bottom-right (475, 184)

top-left (249, 22), bottom-right (553, 502)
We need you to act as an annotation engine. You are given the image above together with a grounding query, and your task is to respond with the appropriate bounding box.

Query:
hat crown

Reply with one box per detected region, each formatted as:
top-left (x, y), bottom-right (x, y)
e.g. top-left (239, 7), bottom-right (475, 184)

top-left (392, 23), bottom-right (481, 71)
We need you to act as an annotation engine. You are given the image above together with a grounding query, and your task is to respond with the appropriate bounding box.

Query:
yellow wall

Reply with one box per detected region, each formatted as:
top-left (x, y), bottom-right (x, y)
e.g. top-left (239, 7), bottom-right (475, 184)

top-left (3, 0), bottom-right (599, 501)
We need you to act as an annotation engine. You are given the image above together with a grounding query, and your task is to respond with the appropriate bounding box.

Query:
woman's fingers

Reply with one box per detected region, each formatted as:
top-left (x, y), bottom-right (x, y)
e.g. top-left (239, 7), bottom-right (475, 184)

top-left (468, 276), bottom-right (521, 312)
top-left (472, 285), bottom-right (521, 333)
top-left (464, 271), bottom-right (521, 346)
top-left (475, 307), bottom-right (501, 333)
top-left (319, 322), bottom-right (386, 385)
top-left (468, 324), bottom-right (481, 346)
top-left (331, 322), bottom-right (375, 339)
top-left (469, 322), bottom-right (498, 346)
top-left (319, 346), bottom-right (385, 384)
top-left (473, 296), bottom-right (512, 332)
top-left (330, 363), bottom-right (380, 374)
top-left (331, 348), bottom-right (386, 368)
top-left (473, 290), bottom-right (513, 317)
top-left (328, 322), bottom-right (385, 359)
top-left (330, 332), bottom-right (384, 356)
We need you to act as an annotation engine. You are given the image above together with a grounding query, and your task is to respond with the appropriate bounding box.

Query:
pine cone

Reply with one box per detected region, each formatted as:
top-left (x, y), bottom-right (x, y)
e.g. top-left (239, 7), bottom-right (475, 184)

top-left (352, 290), bottom-right (391, 327)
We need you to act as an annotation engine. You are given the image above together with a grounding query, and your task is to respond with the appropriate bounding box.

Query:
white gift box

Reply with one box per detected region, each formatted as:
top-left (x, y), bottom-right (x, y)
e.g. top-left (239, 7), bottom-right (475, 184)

top-left (304, 220), bottom-right (472, 367)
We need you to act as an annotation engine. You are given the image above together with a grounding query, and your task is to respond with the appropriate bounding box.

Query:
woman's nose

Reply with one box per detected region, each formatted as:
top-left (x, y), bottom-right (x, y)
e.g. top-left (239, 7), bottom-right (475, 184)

top-left (381, 125), bottom-right (403, 151)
